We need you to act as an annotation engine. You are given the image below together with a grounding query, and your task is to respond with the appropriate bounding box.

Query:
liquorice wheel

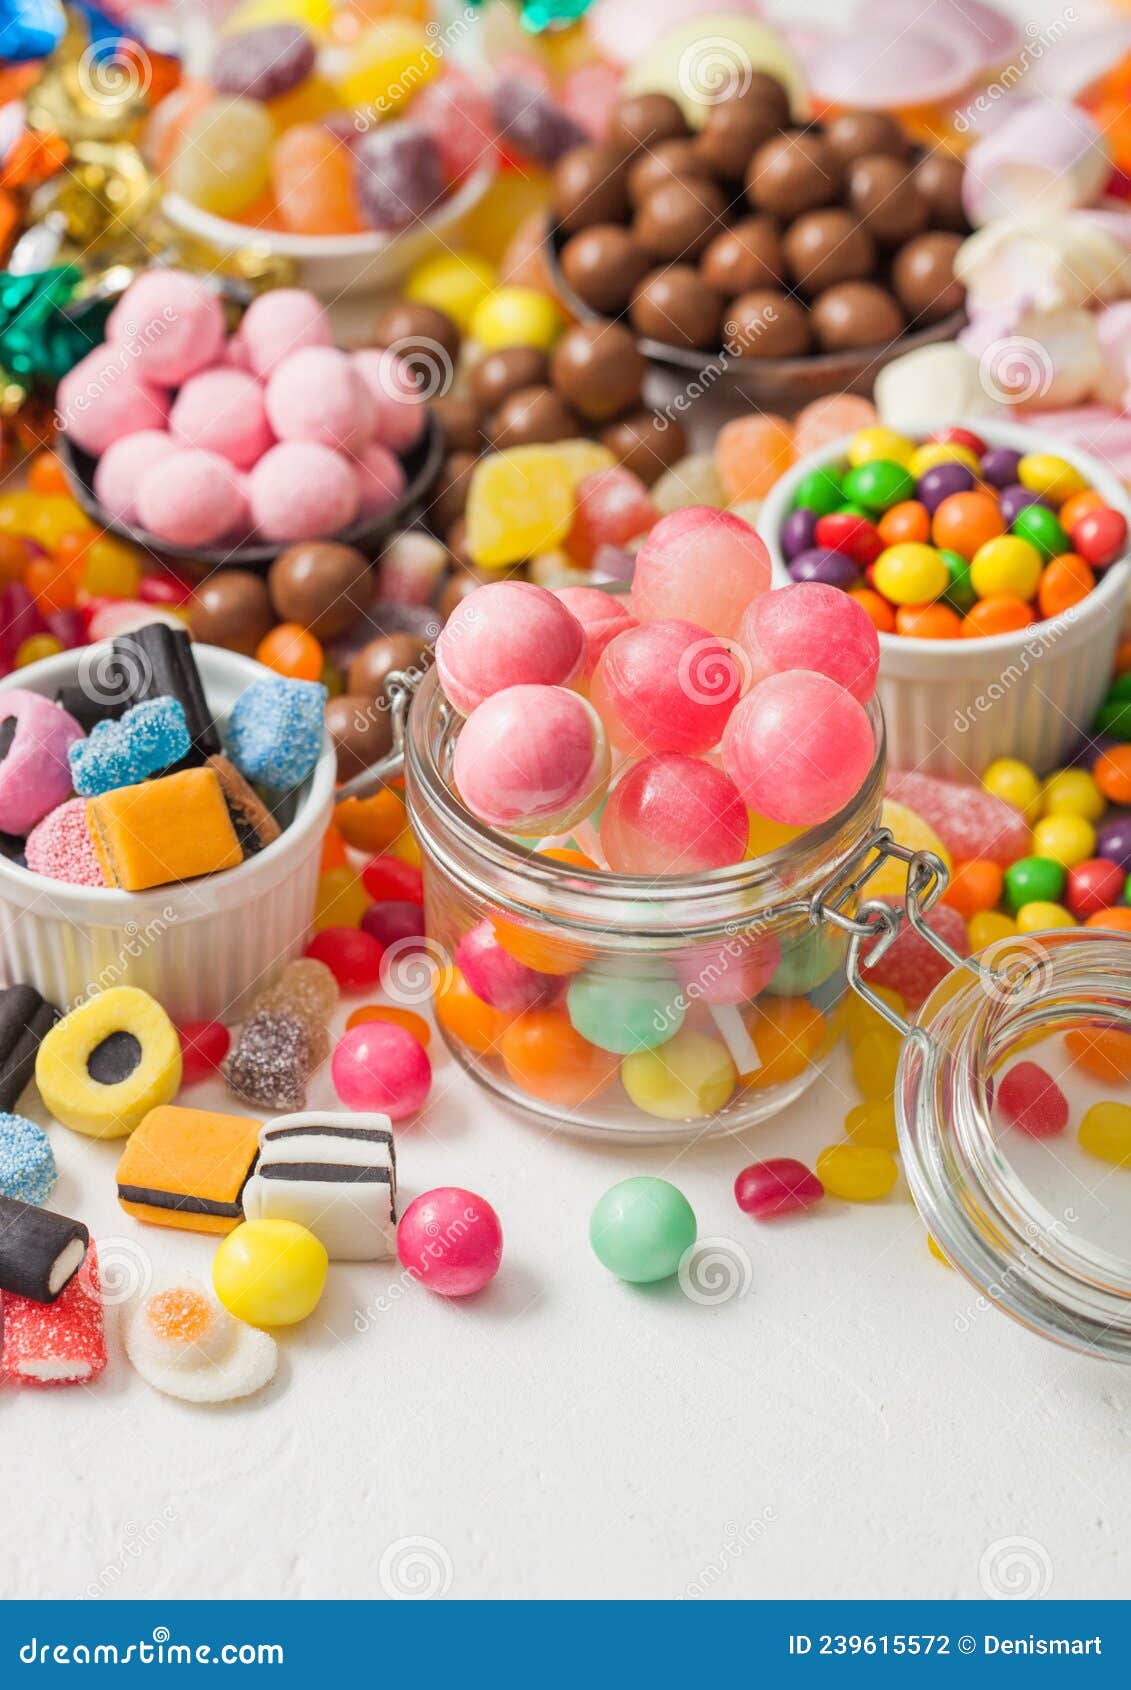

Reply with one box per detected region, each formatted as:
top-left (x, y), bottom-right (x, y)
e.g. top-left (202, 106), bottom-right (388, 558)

top-left (34, 987), bottom-right (182, 1139)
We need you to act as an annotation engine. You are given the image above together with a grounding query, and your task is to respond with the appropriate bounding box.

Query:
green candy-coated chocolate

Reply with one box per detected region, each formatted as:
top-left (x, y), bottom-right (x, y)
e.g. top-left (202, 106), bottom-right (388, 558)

top-left (589, 1177), bottom-right (697, 1283)
top-left (1004, 855), bottom-right (1067, 912)
top-left (1096, 701), bottom-right (1131, 741)
top-left (1011, 504), bottom-right (1069, 560)
top-left (841, 459), bottom-right (915, 512)
top-left (940, 547), bottom-right (976, 611)
top-left (793, 466), bottom-right (844, 515)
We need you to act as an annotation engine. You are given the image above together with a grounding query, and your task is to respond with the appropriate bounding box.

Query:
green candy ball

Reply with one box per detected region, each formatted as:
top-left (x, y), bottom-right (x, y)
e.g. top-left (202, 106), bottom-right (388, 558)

top-left (566, 969), bottom-right (683, 1054)
top-left (1011, 504), bottom-right (1069, 560)
top-left (1096, 700), bottom-right (1131, 741)
top-left (940, 547), bottom-right (976, 611)
top-left (793, 466), bottom-right (844, 515)
top-left (841, 459), bottom-right (915, 512)
top-left (589, 1177), bottom-right (697, 1283)
top-left (1004, 854), bottom-right (1067, 912)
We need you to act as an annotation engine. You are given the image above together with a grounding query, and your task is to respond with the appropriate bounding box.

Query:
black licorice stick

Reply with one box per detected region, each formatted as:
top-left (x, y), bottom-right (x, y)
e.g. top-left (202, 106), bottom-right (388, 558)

top-left (0, 984), bottom-right (60, 1114)
top-left (113, 623), bottom-right (221, 761)
top-left (0, 1196), bottom-right (88, 1303)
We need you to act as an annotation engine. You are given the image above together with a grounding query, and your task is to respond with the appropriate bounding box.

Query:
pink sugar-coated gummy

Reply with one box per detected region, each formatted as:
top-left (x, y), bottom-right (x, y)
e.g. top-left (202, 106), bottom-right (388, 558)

top-left (0, 691), bottom-right (84, 833)
top-left (224, 332), bottom-right (252, 370)
top-left (600, 753), bottom-right (748, 874)
top-left (791, 394), bottom-right (877, 457)
top-left (93, 429), bottom-right (178, 524)
top-left (412, 68), bottom-right (496, 182)
top-left (56, 349), bottom-right (169, 457)
top-left (722, 670), bottom-right (874, 827)
top-left (265, 346), bottom-right (374, 454)
top-left (25, 798), bottom-right (105, 888)
top-left (553, 585), bottom-right (637, 682)
top-left (631, 507), bottom-right (771, 638)
top-left (739, 583), bottom-right (880, 705)
top-left (886, 770), bottom-right (1031, 867)
top-left (351, 349), bottom-right (428, 453)
top-left (590, 618), bottom-right (743, 756)
top-left (331, 1020), bottom-right (432, 1119)
top-left (734, 1157), bottom-right (824, 1219)
top-left (396, 1186), bottom-right (503, 1297)
top-left (106, 270), bottom-right (225, 386)
top-left (454, 919), bottom-right (560, 1011)
top-left (239, 287), bottom-right (332, 378)
top-left (677, 931), bottom-right (781, 1005)
top-left (436, 580), bottom-right (585, 714)
top-left (862, 897), bottom-right (968, 1009)
top-left (564, 468), bottom-right (656, 567)
top-left (996, 1060), bottom-right (1069, 1138)
top-left (170, 369), bottom-right (274, 469)
top-left (247, 441), bottom-right (360, 542)
top-left (135, 448), bottom-right (245, 547)
top-left (354, 442), bottom-right (407, 518)
top-left (453, 683), bottom-right (610, 833)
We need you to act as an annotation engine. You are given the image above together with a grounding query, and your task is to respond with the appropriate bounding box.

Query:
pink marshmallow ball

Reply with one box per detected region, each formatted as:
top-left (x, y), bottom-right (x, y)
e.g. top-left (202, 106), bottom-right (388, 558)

top-left (396, 1187), bottom-right (503, 1297)
top-left (436, 580), bottom-right (585, 714)
top-left (351, 349), bottom-right (427, 453)
top-left (170, 368), bottom-right (274, 469)
top-left (355, 442), bottom-right (406, 518)
top-left (721, 669), bottom-right (875, 826)
top-left (600, 753), bottom-right (748, 875)
top-left (454, 919), bottom-right (560, 1011)
top-left (553, 585), bottom-right (637, 681)
top-left (56, 348), bottom-right (169, 456)
top-left (136, 448), bottom-right (246, 547)
top-left (105, 269), bottom-right (225, 386)
top-left (93, 429), bottom-right (178, 523)
top-left (265, 346), bottom-right (374, 453)
top-left (589, 618), bottom-right (743, 756)
top-left (453, 683), bottom-right (610, 834)
top-left (331, 1021), bottom-right (431, 1119)
top-left (738, 583), bottom-right (880, 705)
top-left (632, 507), bottom-right (772, 637)
top-left (239, 287), bottom-right (332, 378)
top-left (247, 441), bottom-right (360, 542)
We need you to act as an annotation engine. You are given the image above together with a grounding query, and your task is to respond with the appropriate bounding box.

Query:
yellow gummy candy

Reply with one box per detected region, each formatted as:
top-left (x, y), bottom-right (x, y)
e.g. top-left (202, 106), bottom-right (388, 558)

top-left (223, 0), bottom-right (334, 32)
top-left (851, 1028), bottom-right (902, 1099)
top-left (335, 21), bottom-right (437, 113)
top-left (845, 1099), bottom-right (899, 1150)
top-left (465, 446), bottom-right (578, 569)
top-left (1078, 1100), bottom-right (1131, 1166)
top-left (845, 984), bottom-right (906, 1044)
top-left (816, 1144), bottom-right (899, 1201)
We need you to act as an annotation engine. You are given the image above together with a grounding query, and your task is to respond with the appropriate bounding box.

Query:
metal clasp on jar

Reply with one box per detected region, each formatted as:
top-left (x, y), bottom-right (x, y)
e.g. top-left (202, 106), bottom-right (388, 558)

top-left (335, 668), bottom-right (423, 802)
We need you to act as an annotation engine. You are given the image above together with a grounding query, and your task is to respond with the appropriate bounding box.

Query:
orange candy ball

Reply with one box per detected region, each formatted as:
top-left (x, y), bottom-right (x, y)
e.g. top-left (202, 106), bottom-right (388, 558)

top-left (256, 622), bottom-right (324, 680)
top-left (943, 858), bottom-right (1003, 918)
top-left (1084, 907), bottom-right (1131, 932)
top-left (1060, 488), bottom-right (1105, 532)
top-left (895, 603), bottom-right (962, 639)
top-left (961, 595), bottom-right (1034, 638)
top-left (743, 997), bottom-right (826, 1088)
top-left (848, 586), bottom-right (896, 633)
top-left (434, 967), bottom-right (512, 1055)
top-left (932, 491), bottom-right (1005, 559)
top-left (499, 1007), bottom-right (619, 1106)
top-left (1037, 552), bottom-right (1094, 620)
top-left (878, 500), bottom-right (930, 546)
top-left (1095, 747), bottom-right (1131, 806)
top-left (345, 1003), bottom-right (432, 1047)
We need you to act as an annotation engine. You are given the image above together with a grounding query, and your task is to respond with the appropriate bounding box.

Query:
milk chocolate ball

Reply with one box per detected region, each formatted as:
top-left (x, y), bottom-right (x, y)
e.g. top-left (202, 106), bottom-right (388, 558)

top-left (560, 225), bottom-right (651, 315)
top-left (915, 150), bottom-right (967, 231)
top-left (847, 154), bottom-right (929, 244)
top-left (599, 409), bottom-right (686, 485)
top-left (438, 564), bottom-right (489, 621)
top-left (268, 542), bottom-right (372, 639)
top-left (550, 320), bottom-right (645, 422)
top-left (630, 265), bottom-right (723, 350)
top-left (608, 92), bottom-right (688, 156)
top-left (741, 71), bottom-right (793, 129)
top-left (724, 289), bottom-right (812, 358)
top-left (628, 139), bottom-right (706, 206)
top-left (324, 693), bottom-right (393, 782)
top-left (747, 131), bottom-right (840, 218)
top-left (811, 281), bottom-right (905, 351)
top-left (488, 385), bottom-right (580, 449)
top-left (784, 208), bottom-right (876, 295)
top-left (371, 300), bottom-right (460, 368)
top-left (699, 216), bottom-right (784, 296)
top-left (824, 110), bottom-right (910, 167)
top-left (552, 143), bottom-right (630, 233)
top-left (430, 451), bottom-right (477, 533)
top-left (891, 231), bottom-right (965, 323)
top-left (189, 570), bottom-right (274, 656)
top-left (471, 345), bottom-right (549, 413)
top-left (694, 91), bottom-right (781, 179)
top-left (633, 176), bottom-right (728, 262)
top-left (446, 518), bottom-right (473, 571)
top-left (348, 632), bottom-right (430, 701)
top-left (432, 393), bottom-right (480, 453)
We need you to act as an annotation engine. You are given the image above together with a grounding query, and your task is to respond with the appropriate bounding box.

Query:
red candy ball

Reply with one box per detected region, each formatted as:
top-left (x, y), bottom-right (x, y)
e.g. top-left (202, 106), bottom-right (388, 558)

top-left (926, 426), bottom-right (986, 455)
top-left (1066, 856), bottom-right (1126, 918)
top-left (360, 854), bottom-right (424, 904)
top-left (814, 511), bottom-right (882, 566)
top-left (306, 926), bottom-right (385, 990)
top-left (734, 1158), bottom-right (824, 1218)
top-left (177, 1019), bottom-right (231, 1085)
top-left (396, 1187), bottom-right (503, 1296)
top-left (1072, 506), bottom-right (1127, 569)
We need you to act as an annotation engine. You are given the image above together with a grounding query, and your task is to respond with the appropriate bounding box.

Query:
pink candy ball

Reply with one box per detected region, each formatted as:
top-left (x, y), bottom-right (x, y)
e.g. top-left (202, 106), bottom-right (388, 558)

top-left (135, 448), bottom-right (245, 547)
top-left (93, 429), bottom-right (178, 523)
top-left (553, 585), bottom-right (637, 681)
top-left (677, 931), bottom-right (781, 1005)
top-left (355, 442), bottom-right (407, 518)
top-left (331, 1021), bottom-right (431, 1119)
top-left (170, 368), bottom-right (274, 469)
top-left (739, 583), bottom-right (880, 705)
top-left (247, 441), bottom-right (360, 542)
top-left (105, 269), bottom-right (225, 385)
top-left (722, 670), bottom-right (875, 827)
top-left (600, 753), bottom-right (748, 874)
top-left (454, 919), bottom-right (559, 1011)
top-left (589, 618), bottom-right (743, 755)
top-left (239, 287), bottom-right (333, 378)
top-left (396, 1186), bottom-right (503, 1297)
top-left (351, 348), bottom-right (428, 453)
top-left (453, 683), bottom-right (610, 833)
top-left (436, 580), bottom-right (585, 714)
top-left (57, 349), bottom-right (169, 456)
top-left (265, 346), bottom-right (374, 453)
top-left (631, 507), bottom-right (771, 637)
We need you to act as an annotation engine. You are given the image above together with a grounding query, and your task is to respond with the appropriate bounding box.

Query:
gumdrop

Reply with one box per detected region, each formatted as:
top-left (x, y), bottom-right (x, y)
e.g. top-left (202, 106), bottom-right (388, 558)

top-left (861, 897), bottom-right (968, 1009)
top-left (354, 123), bottom-right (444, 231)
top-left (995, 1060), bottom-right (1069, 1138)
top-left (564, 468), bottom-right (655, 566)
top-left (886, 769), bottom-right (1031, 867)
top-left (413, 70), bottom-right (496, 185)
top-left (715, 414), bottom-right (795, 503)
top-left (793, 394), bottom-right (877, 457)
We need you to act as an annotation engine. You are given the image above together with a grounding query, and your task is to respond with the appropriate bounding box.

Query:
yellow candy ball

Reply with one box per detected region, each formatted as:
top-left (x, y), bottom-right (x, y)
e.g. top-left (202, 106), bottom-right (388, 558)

top-left (1031, 812), bottom-right (1096, 868)
top-left (844, 1099), bottom-right (899, 1150)
top-left (1039, 767), bottom-right (1105, 822)
top-left (405, 250), bottom-right (496, 332)
top-left (746, 810), bottom-right (806, 858)
top-left (967, 909), bottom-right (1017, 950)
top-left (1017, 452), bottom-right (1087, 505)
top-left (907, 442), bottom-right (981, 477)
top-left (1079, 1100), bottom-right (1131, 1166)
top-left (969, 534), bottom-right (1043, 601)
top-left (469, 286), bottom-right (565, 353)
top-left (815, 1144), bottom-right (899, 1201)
top-left (16, 633), bottom-right (63, 667)
top-left (1015, 900), bottom-right (1076, 933)
top-left (872, 542), bottom-right (949, 605)
top-left (621, 1029), bottom-right (737, 1120)
top-left (982, 757), bottom-right (1041, 821)
top-left (850, 1027), bottom-right (902, 1099)
top-left (212, 1219), bottom-right (328, 1326)
top-left (312, 865), bottom-right (369, 931)
top-left (847, 426), bottom-right (914, 468)
top-left (82, 534), bottom-right (143, 599)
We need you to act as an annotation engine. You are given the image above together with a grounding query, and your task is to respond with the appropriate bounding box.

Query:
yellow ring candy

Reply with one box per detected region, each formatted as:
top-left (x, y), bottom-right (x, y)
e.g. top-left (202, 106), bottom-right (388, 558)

top-left (872, 542), bottom-right (949, 605)
top-left (35, 987), bottom-right (182, 1140)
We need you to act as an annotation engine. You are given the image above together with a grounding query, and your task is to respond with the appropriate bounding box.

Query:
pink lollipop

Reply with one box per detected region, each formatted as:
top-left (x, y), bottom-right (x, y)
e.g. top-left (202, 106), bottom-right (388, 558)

top-left (553, 586), bottom-right (637, 682)
top-left (739, 583), bottom-right (879, 705)
top-left (676, 932), bottom-right (781, 1006)
top-left (631, 507), bottom-right (771, 638)
top-left (600, 754), bottom-right (747, 874)
top-left (589, 619), bottom-right (744, 756)
top-left (453, 684), bottom-right (609, 834)
top-left (722, 670), bottom-right (874, 827)
top-left (454, 920), bottom-right (560, 1011)
top-left (436, 581), bottom-right (585, 714)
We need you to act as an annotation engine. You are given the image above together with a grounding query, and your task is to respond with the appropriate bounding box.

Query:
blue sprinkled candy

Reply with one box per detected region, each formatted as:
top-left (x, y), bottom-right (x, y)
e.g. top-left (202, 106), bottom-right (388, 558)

top-left (225, 677), bottom-right (327, 790)
top-left (68, 697), bottom-right (191, 797)
top-left (0, 1112), bottom-right (56, 1206)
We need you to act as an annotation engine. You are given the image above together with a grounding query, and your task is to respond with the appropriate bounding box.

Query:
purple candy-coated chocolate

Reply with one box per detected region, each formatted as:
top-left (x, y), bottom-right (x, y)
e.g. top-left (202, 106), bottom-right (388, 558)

top-left (1066, 733), bottom-right (1121, 769)
top-left (980, 446), bottom-right (1022, 488)
top-left (590, 543), bottom-right (636, 583)
top-left (781, 506), bottom-right (818, 560)
top-left (1096, 813), bottom-right (1131, 871)
top-left (788, 547), bottom-right (860, 588)
top-left (917, 461), bottom-right (975, 513)
top-left (999, 484), bottom-right (1049, 526)
top-left (360, 900), bottom-right (427, 951)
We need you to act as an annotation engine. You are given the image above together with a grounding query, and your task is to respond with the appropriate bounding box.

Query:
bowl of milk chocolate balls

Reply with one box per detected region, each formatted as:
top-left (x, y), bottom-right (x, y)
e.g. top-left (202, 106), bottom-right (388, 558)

top-left (547, 77), bottom-right (968, 411)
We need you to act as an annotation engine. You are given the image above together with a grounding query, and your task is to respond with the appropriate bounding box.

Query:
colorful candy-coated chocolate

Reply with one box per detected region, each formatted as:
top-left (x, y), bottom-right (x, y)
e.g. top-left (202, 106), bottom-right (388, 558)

top-left (435, 581), bottom-right (584, 714)
top-left (600, 754), bottom-right (747, 874)
top-left (734, 1158), bottom-right (824, 1218)
top-left (1031, 813), bottom-right (1096, 868)
top-left (306, 927), bottom-right (385, 991)
top-left (396, 1187), bottom-right (503, 1296)
top-left (631, 507), bottom-right (771, 638)
top-left (1003, 855), bottom-right (1066, 911)
top-left (331, 1020), bottom-right (431, 1118)
top-left (722, 671), bottom-right (874, 826)
top-left (1066, 858), bottom-right (1126, 918)
top-left (995, 1061), bottom-right (1068, 1138)
top-left (589, 1177), bottom-right (696, 1283)
top-left (453, 684), bottom-right (610, 833)
top-left (212, 1218), bottom-right (328, 1326)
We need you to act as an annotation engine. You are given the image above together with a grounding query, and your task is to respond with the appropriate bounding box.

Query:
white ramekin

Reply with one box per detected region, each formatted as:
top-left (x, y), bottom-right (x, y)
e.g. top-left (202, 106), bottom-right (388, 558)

top-left (0, 644), bottom-right (336, 1022)
top-left (760, 418), bottom-right (1131, 776)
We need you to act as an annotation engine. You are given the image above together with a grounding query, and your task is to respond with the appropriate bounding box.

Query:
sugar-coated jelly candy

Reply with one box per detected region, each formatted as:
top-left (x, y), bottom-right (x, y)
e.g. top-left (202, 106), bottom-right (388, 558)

top-left (331, 1021), bottom-right (431, 1119)
top-left (887, 769), bottom-right (1032, 865)
top-left (413, 69), bottom-right (495, 185)
top-left (354, 124), bottom-right (444, 231)
top-left (995, 1060), bottom-right (1069, 1138)
top-left (454, 920), bottom-right (559, 1012)
top-left (436, 580), bottom-right (584, 714)
top-left (272, 124), bottom-right (361, 235)
top-left (177, 1020), bottom-right (231, 1087)
top-left (171, 98), bottom-right (274, 216)
top-left (589, 1177), bottom-right (696, 1284)
top-left (816, 1144), bottom-right (898, 1201)
top-left (862, 898), bottom-right (967, 1009)
top-left (213, 1218), bottom-right (328, 1326)
top-left (453, 684), bottom-right (609, 834)
top-left (306, 927), bottom-right (385, 991)
top-left (500, 1008), bottom-right (620, 1106)
top-left (590, 619), bottom-right (743, 756)
top-left (716, 414), bottom-right (794, 503)
top-left (397, 1187), bottom-right (503, 1297)
top-left (738, 582), bottom-right (879, 705)
top-left (464, 446), bottom-right (576, 568)
top-left (621, 1029), bottom-right (737, 1120)
top-left (1078, 1100), bottom-right (1131, 1165)
top-left (631, 507), bottom-right (771, 638)
top-left (722, 671), bottom-right (873, 827)
top-left (600, 754), bottom-right (747, 875)
top-left (566, 968), bottom-right (681, 1055)
top-left (734, 1158), bottom-right (824, 1218)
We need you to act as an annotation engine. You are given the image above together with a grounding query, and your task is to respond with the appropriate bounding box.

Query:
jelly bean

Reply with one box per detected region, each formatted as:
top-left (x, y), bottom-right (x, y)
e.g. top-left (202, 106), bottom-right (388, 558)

top-left (1031, 813), bottom-right (1096, 868)
top-left (213, 1218), bottom-right (328, 1326)
top-left (331, 1020), bottom-right (431, 1117)
top-left (81, 536), bottom-right (143, 599)
top-left (995, 1060), bottom-right (1068, 1138)
top-left (877, 500), bottom-right (930, 545)
top-left (589, 1177), bottom-right (696, 1283)
top-left (1005, 853), bottom-right (1066, 911)
top-left (743, 997), bottom-right (826, 1088)
top-left (177, 1020), bottom-right (231, 1086)
top-left (1072, 506), bottom-right (1127, 568)
top-left (814, 511), bottom-right (882, 565)
top-left (1018, 452), bottom-right (1087, 504)
top-left (792, 466), bottom-right (844, 515)
top-left (1087, 907), bottom-right (1131, 931)
top-left (405, 250), bottom-right (496, 331)
top-left (961, 595), bottom-right (1035, 637)
top-left (734, 1158), bottom-right (824, 1218)
top-left (841, 459), bottom-right (914, 512)
top-left (434, 966), bottom-right (512, 1054)
top-left (931, 491), bottom-right (1004, 559)
top-left (969, 535), bottom-right (1043, 601)
top-left (397, 1187), bottom-right (503, 1296)
top-left (815, 1144), bottom-right (898, 1201)
top-left (469, 287), bottom-right (564, 352)
top-left (872, 542), bottom-right (948, 605)
top-left (908, 442), bottom-right (980, 478)
top-left (361, 855), bottom-right (423, 904)
top-left (27, 452), bottom-right (69, 495)
top-left (943, 858), bottom-right (1003, 919)
top-left (312, 866), bottom-right (370, 931)
top-left (345, 1004), bottom-right (431, 1046)
top-left (1066, 858), bottom-right (1125, 919)
top-left (894, 604), bottom-right (962, 639)
top-left (25, 555), bottom-right (77, 615)
top-left (1038, 553), bottom-right (1094, 619)
top-left (319, 825), bottom-right (347, 874)
top-left (1078, 1100), bottom-right (1131, 1166)
top-left (1095, 747), bottom-right (1131, 805)
top-left (1015, 899), bottom-right (1076, 932)
top-left (335, 789), bottom-right (407, 853)
top-left (847, 586), bottom-right (896, 632)
top-left (306, 926), bottom-right (385, 990)
top-left (850, 1027), bottom-right (901, 1099)
top-left (845, 986), bottom-right (905, 1044)
top-left (968, 910), bottom-right (1017, 949)
top-left (927, 1234), bottom-right (951, 1266)
top-left (622, 1029), bottom-right (737, 1120)
top-left (256, 623), bottom-right (324, 681)
top-left (844, 1099), bottom-right (898, 1150)
top-left (982, 757), bottom-right (1042, 820)
top-left (1065, 1024), bottom-right (1131, 1083)
top-left (847, 427), bottom-right (914, 468)
top-left (1010, 503), bottom-right (1068, 560)
top-left (361, 899), bottom-right (426, 953)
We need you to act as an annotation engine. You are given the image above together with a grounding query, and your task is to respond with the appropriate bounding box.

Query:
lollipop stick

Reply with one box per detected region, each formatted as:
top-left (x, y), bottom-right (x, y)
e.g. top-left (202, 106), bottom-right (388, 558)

top-left (709, 1003), bottom-right (761, 1074)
